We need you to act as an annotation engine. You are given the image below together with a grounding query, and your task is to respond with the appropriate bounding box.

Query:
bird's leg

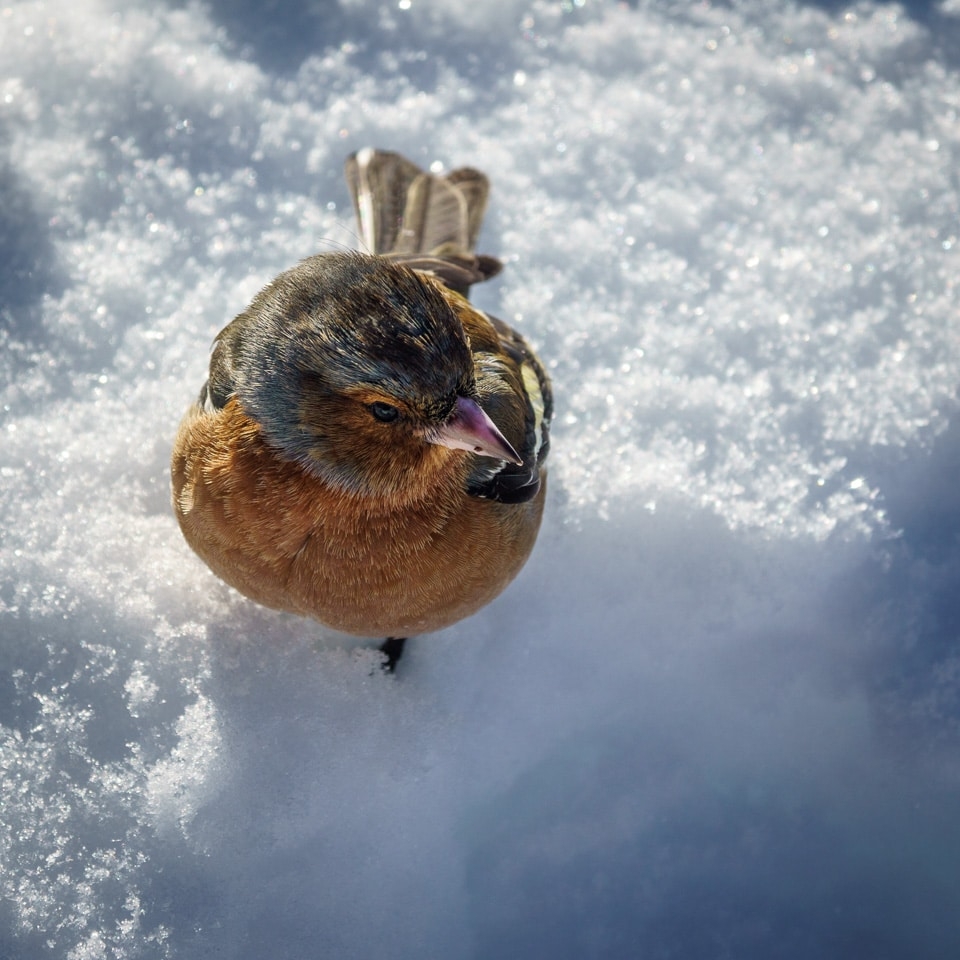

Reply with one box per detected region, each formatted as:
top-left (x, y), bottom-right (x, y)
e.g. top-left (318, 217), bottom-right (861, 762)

top-left (378, 636), bottom-right (407, 673)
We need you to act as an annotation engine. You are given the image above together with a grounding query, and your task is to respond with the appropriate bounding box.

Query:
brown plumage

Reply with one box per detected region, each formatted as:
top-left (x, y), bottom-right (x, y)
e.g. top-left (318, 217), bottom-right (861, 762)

top-left (171, 149), bottom-right (552, 654)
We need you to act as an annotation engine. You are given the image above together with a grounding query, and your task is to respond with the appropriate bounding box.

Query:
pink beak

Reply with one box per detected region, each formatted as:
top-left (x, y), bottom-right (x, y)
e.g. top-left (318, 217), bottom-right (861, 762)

top-left (427, 396), bottom-right (522, 464)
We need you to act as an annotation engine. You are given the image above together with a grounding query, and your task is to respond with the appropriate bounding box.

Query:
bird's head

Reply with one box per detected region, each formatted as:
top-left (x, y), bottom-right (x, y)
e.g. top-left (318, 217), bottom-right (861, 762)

top-left (230, 253), bottom-right (519, 498)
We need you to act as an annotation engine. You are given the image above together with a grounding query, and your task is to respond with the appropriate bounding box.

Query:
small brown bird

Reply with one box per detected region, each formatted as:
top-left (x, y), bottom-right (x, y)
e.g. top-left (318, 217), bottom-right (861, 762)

top-left (171, 148), bottom-right (552, 669)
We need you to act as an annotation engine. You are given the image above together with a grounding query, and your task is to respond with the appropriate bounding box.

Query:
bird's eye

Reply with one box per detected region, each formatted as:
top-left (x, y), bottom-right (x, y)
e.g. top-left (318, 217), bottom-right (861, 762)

top-left (369, 401), bottom-right (400, 423)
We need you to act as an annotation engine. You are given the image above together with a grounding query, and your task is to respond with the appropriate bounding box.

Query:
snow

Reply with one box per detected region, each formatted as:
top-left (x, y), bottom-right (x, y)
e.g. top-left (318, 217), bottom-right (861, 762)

top-left (3, 0), bottom-right (960, 956)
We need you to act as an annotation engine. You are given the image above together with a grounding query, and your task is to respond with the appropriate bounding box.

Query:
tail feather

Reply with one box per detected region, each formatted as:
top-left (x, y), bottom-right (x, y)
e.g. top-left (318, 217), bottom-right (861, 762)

top-left (392, 171), bottom-right (472, 257)
top-left (444, 167), bottom-right (490, 252)
top-left (344, 148), bottom-right (501, 298)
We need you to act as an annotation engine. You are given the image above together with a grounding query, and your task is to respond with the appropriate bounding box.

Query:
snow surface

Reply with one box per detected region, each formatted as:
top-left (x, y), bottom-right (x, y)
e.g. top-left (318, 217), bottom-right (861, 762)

top-left (2, 0), bottom-right (960, 956)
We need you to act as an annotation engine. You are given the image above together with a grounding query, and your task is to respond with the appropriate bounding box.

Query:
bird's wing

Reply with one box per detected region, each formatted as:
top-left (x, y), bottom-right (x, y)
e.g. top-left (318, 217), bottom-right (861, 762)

top-left (464, 312), bottom-right (553, 505)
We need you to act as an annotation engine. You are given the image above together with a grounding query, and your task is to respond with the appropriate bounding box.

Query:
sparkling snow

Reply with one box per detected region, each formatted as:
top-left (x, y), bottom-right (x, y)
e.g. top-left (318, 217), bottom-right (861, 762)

top-left (2, 1), bottom-right (960, 957)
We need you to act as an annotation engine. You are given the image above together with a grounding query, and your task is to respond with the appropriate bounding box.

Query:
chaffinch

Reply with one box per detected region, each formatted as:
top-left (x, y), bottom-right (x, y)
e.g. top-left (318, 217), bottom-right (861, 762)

top-left (171, 148), bottom-right (552, 669)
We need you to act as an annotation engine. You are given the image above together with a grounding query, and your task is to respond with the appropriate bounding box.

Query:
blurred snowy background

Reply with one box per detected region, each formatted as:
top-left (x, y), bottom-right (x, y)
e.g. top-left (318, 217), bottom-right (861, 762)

top-left (3, 0), bottom-right (960, 956)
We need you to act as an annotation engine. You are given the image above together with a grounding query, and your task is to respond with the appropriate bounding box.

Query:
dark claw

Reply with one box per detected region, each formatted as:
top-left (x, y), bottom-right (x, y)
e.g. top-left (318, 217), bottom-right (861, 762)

top-left (378, 636), bottom-right (407, 673)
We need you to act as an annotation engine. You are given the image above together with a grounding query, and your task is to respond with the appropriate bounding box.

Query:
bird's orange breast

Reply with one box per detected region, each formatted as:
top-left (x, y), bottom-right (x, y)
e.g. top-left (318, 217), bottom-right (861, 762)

top-left (171, 399), bottom-right (546, 636)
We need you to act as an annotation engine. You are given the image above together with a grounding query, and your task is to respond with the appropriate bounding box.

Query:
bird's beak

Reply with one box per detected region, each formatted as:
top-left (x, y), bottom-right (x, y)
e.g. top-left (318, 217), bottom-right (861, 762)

top-left (427, 396), bottom-right (522, 464)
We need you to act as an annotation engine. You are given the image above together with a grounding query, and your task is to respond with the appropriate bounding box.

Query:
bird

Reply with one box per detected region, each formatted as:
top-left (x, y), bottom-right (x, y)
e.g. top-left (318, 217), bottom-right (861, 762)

top-left (171, 148), bottom-right (552, 671)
